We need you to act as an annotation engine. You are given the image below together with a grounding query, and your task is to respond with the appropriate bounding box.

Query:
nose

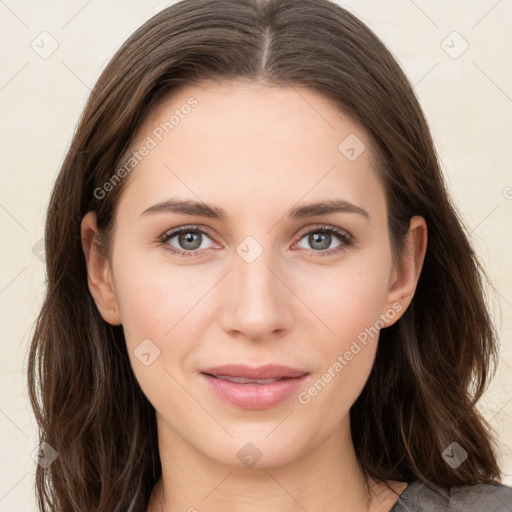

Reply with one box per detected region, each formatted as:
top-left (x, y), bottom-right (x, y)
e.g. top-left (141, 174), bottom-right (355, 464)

top-left (220, 244), bottom-right (294, 342)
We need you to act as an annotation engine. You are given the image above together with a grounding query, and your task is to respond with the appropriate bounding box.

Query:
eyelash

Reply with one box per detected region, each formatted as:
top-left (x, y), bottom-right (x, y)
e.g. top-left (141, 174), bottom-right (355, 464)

top-left (158, 224), bottom-right (353, 258)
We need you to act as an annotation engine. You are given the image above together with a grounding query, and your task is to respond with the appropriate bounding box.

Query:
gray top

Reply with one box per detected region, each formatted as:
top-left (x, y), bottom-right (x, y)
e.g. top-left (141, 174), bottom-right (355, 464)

top-left (390, 479), bottom-right (512, 511)
top-left (129, 478), bottom-right (512, 511)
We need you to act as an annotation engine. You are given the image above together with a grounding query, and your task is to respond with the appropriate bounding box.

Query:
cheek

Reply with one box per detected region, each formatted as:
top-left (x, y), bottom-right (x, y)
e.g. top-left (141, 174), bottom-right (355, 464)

top-left (293, 252), bottom-right (392, 408)
top-left (111, 259), bottom-right (199, 410)
top-left (296, 249), bottom-right (392, 346)
top-left (110, 247), bottom-right (217, 386)
top-left (112, 250), bottom-right (204, 339)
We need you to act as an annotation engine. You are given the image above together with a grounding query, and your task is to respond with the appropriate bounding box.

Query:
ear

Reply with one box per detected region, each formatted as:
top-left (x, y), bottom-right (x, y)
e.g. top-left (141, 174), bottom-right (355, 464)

top-left (381, 215), bottom-right (428, 327)
top-left (80, 211), bottom-right (121, 325)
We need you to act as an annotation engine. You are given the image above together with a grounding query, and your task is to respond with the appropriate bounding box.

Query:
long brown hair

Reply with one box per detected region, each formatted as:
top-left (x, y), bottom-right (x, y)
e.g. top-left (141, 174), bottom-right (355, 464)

top-left (27, 0), bottom-right (503, 510)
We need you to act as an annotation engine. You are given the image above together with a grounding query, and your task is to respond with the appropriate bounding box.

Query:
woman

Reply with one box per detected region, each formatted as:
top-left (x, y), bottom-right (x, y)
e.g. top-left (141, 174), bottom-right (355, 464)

top-left (27, 0), bottom-right (512, 510)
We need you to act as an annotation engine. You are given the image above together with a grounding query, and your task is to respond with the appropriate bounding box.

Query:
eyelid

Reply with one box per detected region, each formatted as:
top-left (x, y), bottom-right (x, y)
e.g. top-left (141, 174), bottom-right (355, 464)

top-left (294, 223), bottom-right (353, 242)
top-left (160, 224), bottom-right (216, 240)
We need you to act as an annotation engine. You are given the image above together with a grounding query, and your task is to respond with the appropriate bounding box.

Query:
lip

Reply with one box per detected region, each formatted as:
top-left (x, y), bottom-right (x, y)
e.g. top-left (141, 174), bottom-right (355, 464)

top-left (200, 364), bottom-right (309, 410)
top-left (200, 364), bottom-right (308, 380)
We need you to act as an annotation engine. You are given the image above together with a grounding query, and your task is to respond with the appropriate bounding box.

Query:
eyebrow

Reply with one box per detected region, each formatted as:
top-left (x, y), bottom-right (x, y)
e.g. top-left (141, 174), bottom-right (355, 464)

top-left (140, 198), bottom-right (370, 220)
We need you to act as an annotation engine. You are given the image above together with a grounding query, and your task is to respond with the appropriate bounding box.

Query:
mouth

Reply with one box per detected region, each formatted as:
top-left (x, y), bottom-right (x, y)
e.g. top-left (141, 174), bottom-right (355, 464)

top-left (204, 374), bottom-right (296, 385)
top-left (199, 364), bottom-right (310, 409)
top-left (200, 363), bottom-right (309, 380)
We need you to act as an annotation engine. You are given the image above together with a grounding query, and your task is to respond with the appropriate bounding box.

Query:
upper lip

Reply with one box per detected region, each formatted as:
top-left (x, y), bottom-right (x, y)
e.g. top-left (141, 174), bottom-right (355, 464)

top-left (201, 364), bottom-right (309, 380)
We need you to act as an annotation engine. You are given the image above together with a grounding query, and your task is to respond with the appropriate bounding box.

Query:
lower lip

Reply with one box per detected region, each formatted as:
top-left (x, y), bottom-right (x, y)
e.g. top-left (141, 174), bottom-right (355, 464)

top-left (200, 373), bottom-right (309, 410)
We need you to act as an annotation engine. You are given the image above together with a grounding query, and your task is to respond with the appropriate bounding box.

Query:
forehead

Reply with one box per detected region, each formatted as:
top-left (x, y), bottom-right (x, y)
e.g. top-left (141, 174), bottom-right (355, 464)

top-left (142, 80), bottom-right (367, 156)
top-left (116, 81), bottom-right (385, 223)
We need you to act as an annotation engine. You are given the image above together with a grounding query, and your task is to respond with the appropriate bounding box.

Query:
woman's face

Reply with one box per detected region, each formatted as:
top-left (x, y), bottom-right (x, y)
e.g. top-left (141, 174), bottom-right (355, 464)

top-left (83, 81), bottom-right (425, 469)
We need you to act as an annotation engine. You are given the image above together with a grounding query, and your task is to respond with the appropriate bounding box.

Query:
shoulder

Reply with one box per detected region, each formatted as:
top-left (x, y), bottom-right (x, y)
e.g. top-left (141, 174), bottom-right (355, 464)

top-left (391, 479), bottom-right (512, 511)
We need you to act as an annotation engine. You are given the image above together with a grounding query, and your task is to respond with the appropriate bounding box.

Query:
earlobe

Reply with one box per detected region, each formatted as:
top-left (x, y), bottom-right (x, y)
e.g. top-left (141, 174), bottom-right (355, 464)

top-left (80, 211), bottom-right (122, 325)
top-left (381, 216), bottom-right (428, 327)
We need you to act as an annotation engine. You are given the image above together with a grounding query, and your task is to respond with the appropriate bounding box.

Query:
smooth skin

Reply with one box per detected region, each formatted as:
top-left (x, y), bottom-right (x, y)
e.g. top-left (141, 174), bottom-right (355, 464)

top-left (81, 81), bottom-right (427, 512)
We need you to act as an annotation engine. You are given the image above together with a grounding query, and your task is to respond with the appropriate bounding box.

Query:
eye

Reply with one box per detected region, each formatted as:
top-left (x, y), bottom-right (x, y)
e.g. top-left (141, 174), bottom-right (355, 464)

top-left (294, 225), bottom-right (353, 256)
top-left (159, 225), bottom-right (217, 257)
top-left (158, 224), bottom-right (353, 258)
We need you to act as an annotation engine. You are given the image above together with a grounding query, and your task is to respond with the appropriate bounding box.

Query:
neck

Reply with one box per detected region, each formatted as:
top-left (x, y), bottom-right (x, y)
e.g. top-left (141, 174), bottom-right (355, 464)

top-left (147, 414), bottom-right (403, 512)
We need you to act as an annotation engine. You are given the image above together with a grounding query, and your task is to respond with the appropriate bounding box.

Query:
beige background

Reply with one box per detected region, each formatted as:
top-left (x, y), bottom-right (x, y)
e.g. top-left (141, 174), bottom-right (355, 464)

top-left (1, 0), bottom-right (511, 509)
